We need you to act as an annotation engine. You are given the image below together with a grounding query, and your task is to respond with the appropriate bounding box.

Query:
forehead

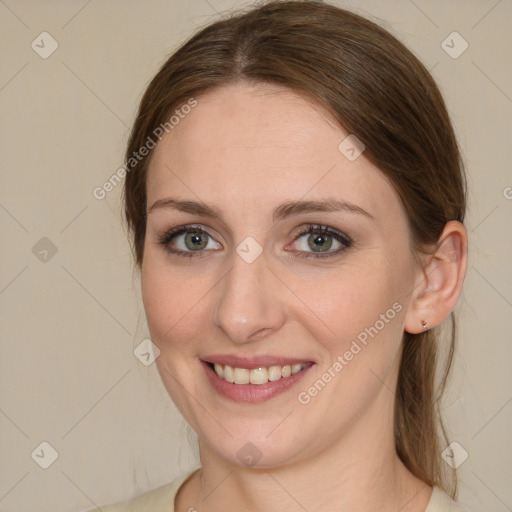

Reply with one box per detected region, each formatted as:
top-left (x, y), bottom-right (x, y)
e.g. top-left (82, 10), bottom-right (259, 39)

top-left (146, 83), bottom-right (401, 223)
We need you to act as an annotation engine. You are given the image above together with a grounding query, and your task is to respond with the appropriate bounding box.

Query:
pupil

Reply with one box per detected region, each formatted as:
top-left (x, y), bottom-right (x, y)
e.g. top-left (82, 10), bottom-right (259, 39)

top-left (186, 232), bottom-right (207, 250)
top-left (309, 232), bottom-right (331, 252)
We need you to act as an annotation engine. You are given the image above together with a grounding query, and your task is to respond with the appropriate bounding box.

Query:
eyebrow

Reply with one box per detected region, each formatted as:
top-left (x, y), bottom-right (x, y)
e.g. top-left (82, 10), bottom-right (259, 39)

top-left (148, 197), bottom-right (374, 221)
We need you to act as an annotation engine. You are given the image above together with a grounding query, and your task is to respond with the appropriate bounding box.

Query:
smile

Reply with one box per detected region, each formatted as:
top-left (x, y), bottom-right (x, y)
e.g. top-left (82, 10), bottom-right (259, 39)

top-left (211, 362), bottom-right (310, 385)
top-left (201, 359), bottom-right (315, 403)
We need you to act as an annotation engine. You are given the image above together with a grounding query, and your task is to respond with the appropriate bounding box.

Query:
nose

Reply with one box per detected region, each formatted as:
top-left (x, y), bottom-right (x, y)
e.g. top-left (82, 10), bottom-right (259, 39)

top-left (211, 249), bottom-right (286, 344)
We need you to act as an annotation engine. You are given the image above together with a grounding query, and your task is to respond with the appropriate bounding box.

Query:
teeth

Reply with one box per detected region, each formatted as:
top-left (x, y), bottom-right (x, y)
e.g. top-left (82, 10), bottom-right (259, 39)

top-left (214, 363), bottom-right (224, 378)
top-left (268, 365), bottom-right (282, 381)
top-left (212, 362), bottom-right (309, 385)
top-left (249, 367), bottom-right (268, 385)
top-left (233, 367), bottom-right (250, 384)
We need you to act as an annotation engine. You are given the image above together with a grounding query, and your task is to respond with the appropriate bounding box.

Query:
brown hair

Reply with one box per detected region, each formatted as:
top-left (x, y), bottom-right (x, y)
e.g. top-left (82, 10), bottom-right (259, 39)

top-left (124, 0), bottom-right (466, 498)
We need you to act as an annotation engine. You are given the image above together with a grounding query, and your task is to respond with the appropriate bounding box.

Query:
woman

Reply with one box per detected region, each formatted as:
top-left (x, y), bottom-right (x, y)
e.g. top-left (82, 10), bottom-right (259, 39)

top-left (86, 1), bottom-right (469, 510)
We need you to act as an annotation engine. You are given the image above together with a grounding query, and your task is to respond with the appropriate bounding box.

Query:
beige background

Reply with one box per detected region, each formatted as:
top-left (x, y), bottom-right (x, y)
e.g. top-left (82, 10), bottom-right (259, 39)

top-left (0, 1), bottom-right (511, 511)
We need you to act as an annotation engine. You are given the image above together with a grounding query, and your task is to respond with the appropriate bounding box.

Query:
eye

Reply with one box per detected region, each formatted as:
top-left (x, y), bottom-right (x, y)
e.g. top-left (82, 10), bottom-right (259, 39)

top-left (158, 224), bottom-right (222, 258)
top-left (158, 223), bottom-right (351, 260)
top-left (288, 224), bottom-right (352, 259)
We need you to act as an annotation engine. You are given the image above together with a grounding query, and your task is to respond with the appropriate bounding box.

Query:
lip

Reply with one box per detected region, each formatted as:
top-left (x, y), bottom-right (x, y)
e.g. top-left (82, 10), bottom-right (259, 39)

top-left (201, 354), bottom-right (313, 370)
top-left (201, 359), bottom-right (315, 403)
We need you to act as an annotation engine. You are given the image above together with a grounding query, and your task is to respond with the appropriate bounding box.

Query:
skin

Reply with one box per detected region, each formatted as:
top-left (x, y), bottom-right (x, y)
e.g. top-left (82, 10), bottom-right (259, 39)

top-left (141, 83), bottom-right (467, 512)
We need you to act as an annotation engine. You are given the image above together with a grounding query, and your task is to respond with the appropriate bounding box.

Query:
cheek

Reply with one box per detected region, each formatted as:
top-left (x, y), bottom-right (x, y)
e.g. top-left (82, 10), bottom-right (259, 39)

top-left (141, 254), bottom-right (216, 357)
top-left (294, 264), bottom-right (407, 414)
top-left (292, 258), bottom-right (410, 415)
top-left (292, 257), bottom-right (404, 345)
top-left (141, 258), bottom-right (189, 347)
top-left (142, 266), bottom-right (170, 338)
top-left (141, 257), bottom-right (207, 421)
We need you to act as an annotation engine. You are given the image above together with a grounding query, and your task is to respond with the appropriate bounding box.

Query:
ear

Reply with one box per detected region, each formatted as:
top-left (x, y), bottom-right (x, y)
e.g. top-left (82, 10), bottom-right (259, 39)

top-left (404, 220), bottom-right (468, 334)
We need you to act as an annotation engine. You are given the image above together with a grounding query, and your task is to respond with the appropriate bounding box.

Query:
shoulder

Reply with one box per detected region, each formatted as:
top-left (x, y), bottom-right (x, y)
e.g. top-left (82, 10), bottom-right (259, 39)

top-left (81, 468), bottom-right (200, 512)
top-left (425, 486), bottom-right (471, 512)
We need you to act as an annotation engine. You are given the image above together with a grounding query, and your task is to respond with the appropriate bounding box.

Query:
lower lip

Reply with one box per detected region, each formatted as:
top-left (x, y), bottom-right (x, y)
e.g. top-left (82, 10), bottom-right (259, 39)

top-left (201, 360), bottom-right (315, 403)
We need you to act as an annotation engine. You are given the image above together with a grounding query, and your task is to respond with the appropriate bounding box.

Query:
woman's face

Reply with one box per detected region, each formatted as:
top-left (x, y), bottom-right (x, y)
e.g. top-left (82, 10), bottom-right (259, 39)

top-left (142, 83), bottom-right (421, 468)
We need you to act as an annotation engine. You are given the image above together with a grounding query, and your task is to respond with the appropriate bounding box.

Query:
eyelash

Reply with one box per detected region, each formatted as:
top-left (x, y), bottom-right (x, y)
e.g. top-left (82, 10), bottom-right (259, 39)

top-left (157, 224), bottom-right (352, 260)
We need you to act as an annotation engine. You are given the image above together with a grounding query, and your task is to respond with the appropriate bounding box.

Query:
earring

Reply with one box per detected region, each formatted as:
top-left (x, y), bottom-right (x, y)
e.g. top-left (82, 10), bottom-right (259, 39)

top-left (421, 319), bottom-right (428, 330)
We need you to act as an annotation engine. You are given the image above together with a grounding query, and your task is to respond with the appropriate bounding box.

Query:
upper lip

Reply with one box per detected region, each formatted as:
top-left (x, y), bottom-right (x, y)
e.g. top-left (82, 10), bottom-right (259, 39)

top-left (202, 355), bottom-right (314, 369)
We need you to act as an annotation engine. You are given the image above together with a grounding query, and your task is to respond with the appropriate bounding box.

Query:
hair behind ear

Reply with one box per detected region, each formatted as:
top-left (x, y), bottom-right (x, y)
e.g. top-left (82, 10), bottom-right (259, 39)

top-left (395, 314), bottom-right (457, 497)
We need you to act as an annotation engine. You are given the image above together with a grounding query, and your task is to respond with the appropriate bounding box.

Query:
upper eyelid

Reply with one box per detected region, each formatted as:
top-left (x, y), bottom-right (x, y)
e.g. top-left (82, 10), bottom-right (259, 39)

top-left (162, 223), bottom-right (346, 238)
top-left (161, 223), bottom-right (351, 249)
top-left (160, 224), bottom-right (221, 245)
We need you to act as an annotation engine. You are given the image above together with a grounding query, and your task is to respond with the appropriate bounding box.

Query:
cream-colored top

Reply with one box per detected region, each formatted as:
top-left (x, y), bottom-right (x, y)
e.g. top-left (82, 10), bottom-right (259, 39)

top-left (84, 468), bottom-right (470, 511)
